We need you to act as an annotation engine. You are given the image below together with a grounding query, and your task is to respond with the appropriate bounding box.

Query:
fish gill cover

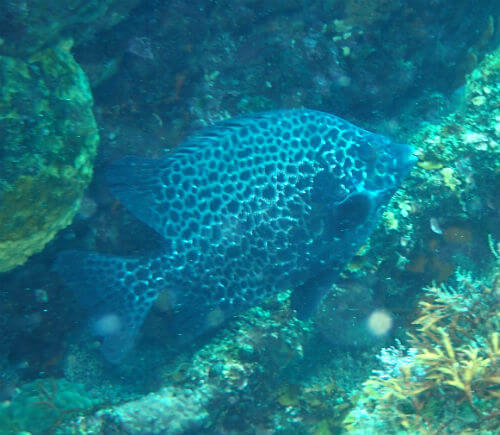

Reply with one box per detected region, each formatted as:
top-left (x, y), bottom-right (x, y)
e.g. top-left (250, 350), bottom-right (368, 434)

top-left (55, 108), bottom-right (415, 362)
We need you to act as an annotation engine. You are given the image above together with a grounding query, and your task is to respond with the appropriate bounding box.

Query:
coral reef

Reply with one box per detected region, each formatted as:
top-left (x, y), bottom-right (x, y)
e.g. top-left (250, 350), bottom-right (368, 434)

top-left (343, 268), bottom-right (500, 433)
top-left (0, 42), bottom-right (98, 272)
top-left (350, 44), bottom-right (500, 297)
top-left (58, 293), bottom-right (316, 433)
top-left (56, 294), bottom-right (380, 434)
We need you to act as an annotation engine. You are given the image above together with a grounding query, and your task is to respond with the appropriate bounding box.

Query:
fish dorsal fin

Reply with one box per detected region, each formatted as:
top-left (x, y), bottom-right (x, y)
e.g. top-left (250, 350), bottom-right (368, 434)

top-left (174, 109), bottom-right (323, 154)
top-left (106, 155), bottom-right (176, 238)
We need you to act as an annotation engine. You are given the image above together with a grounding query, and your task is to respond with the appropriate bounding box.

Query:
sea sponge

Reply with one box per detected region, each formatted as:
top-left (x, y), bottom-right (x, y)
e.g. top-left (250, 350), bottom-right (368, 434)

top-left (0, 42), bottom-right (99, 272)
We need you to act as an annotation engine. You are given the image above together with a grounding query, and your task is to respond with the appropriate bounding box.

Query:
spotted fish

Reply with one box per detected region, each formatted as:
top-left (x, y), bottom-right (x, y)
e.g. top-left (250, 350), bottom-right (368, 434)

top-left (55, 109), bottom-right (415, 362)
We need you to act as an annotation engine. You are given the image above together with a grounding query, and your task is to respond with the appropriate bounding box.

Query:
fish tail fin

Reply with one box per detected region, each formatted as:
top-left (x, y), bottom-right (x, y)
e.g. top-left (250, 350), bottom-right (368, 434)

top-left (54, 250), bottom-right (163, 363)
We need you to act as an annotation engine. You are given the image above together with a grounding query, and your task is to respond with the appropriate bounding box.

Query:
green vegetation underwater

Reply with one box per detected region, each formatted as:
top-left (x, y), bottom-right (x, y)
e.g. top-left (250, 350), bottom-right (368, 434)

top-left (0, 1), bottom-right (499, 434)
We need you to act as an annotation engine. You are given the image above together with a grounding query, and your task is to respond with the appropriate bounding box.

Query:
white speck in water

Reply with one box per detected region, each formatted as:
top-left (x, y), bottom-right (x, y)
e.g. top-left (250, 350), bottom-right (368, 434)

top-left (430, 217), bottom-right (443, 234)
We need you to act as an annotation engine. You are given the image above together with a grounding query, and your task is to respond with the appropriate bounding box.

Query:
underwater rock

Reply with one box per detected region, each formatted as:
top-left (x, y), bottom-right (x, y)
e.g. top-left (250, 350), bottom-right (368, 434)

top-left (54, 30), bottom-right (500, 435)
top-left (344, 44), bottom-right (500, 298)
top-left (0, 0), bottom-right (141, 57)
top-left (181, 1), bottom-right (500, 124)
top-left (340, 43), bottom-right (500, 434)
top-left (316, 283), bottom-right (394, 348)
top-left (94, 386), bottom-right (212, 435)
top-left (0, 42), bottom-right (99, 272)
top-left (61, 297), bottom-right (314, 434)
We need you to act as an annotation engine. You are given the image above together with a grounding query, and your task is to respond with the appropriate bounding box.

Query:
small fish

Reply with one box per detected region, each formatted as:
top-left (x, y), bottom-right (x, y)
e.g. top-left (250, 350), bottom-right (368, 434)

top-left (55, 109), bottom-right (416, 362)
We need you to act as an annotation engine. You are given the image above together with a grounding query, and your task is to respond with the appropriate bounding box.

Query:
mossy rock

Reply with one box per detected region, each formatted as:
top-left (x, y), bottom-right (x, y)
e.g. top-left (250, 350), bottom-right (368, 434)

top-left (0, 42), bottom-right (99, 272)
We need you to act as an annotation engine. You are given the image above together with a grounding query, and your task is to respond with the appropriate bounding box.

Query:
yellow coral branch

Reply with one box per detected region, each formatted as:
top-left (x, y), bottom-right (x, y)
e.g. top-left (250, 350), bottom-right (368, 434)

top-left (437, 327), bottom-right (455, 360)
top-left (491, 332), bottom-right (499, 355)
